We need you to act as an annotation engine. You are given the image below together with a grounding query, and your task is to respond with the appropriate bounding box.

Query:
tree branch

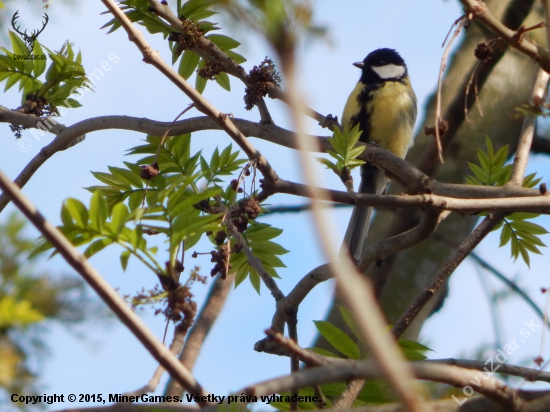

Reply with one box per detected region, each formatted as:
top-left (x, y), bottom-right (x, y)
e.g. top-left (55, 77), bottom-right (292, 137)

top-left (428, 358), bottom-right (550, 383)
top-left (101, 0), bottom-right (279, 188)
top-left (165, 273), bottom-right (233, 397)
top-left (419, 0), bottom-right (541, 176)
top-left (358, 209), bottom-right (442, 272)
top-left (391, 212), bottom-right (506, 339)
top-left (0, 107), bottom-right (328, 214)
top-left (0, 168), bottom-right (213, 406)
top-left (459, 0), bottom-right (550, 72)
top-left (145, 0), bottom-right (328, 126)
top-left (509, 68), bottom-right (550, 185)
top-left (241, 359), bottom-right (526, 410)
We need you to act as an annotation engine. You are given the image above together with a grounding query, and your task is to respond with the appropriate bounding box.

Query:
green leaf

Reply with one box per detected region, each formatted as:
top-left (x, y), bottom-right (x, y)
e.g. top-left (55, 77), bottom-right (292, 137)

top-left (510, 220), bottom-right (548, 235)
top-left (89, 190), bottom-right (108, 232)
top-left (493, 145), bottom-right (509, 169)
top-left (65, 198), bottom-right (89, 228)
top-left (83, 238), bottom-right (114, 258)
top-left (8, 31), bottom-right (27, 58)
top-left (92, 171), bottom-right (132, 191)
top-left (515, 230), bottom-right (546, 247)
top-left (397, 339), bottom-right (433, 352)
top-left (468, 162), bottom-right (489, 183)
top-left (210, 147), bottom-right (220, 172)
top-left (476, 149), bottom-right (490, 172)
top-left (180, 0), bottom-right (218, 20)
top-left (523, 172), bottom-right (542, 188)
top-left (60, 202), bottom-right (75, 228)
top-left (120, 250), bottom-right (131, 271)
top-left (519, 243), bottom-right (530, 267)
top-left (313, 321), bottom-right (360, 359)
top-left (245, 223), bottom-right (283, 241)
top-left (250, 240), bottom-right (289, 255)
top-left (500, 223), bottom-right (512, 247)
top-left (254, 252), bottom-right (286, 268)
top-left (32, 42), bottom-right (46, 77)
top-left (110, 202), bottom-right (130, 235)
top-left (249, 270), bottom-right (261, 294)
top-left (338, 305), bottom-right (362, 343)
top-left (178, 50), bottom-right (200, 79)
top-left (109, 166), bottom-right (144, 188)
top-left (225, 50), bottom-right (247, 64)
top-left (128, 191), bottom-right (144, 211)
top-left (215, 71), bottom-right (230, 91)
top-left (316, 157), bottom-right (338, 173)
top-left (206, 34), bottom-right (240, 50)
top-left (195, 58), bottom-right (207, 93)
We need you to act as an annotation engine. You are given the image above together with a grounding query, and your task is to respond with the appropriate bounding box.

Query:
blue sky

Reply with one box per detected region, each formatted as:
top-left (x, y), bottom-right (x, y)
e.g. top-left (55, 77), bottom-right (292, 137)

top-left (2, 0), bottom-right (550, 410)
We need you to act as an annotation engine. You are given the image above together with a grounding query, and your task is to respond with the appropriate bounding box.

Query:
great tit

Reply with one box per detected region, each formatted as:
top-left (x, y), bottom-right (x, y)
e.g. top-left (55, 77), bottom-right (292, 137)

top-left (342, 48), bottom-right (417, 262)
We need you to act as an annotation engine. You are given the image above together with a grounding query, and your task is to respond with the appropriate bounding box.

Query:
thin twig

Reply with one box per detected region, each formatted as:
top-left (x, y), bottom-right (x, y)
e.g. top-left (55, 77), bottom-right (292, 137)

top-left (153, 103), bottom-right (195, 165)
top-left (434, 15), bottom-right (466, 163)
top-left (264, 329), bottom-right (329, 367)
top-left (459, 0), bottom-right (550, 72)
top-left (428, 358), bottom-right (550, 383)
top-left (358, 209), bottom-right (442, 272)
top-left (125, 320), bottom-right (194, 397)
top-left (418, 0), bottom-right (541, 178)
top-left (333, 379), bottom-right (365, 409)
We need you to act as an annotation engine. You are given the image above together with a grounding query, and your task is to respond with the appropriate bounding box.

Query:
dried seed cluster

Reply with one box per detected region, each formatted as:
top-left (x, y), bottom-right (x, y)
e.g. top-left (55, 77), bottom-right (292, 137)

top-left (198, 60), bottom-right (223, 80)
top-left (210, 243), bottom-right (230, 279)
top-left (244, 58), bottom-right (282, 110)
top-left (169, 19), bottom-right (204, 56)
top-left (474, 42), bottom-right (497, 65)
top-left (140, 162), bottom-right (160, 180)
top-left (11, 93), bottom-right (56, 139)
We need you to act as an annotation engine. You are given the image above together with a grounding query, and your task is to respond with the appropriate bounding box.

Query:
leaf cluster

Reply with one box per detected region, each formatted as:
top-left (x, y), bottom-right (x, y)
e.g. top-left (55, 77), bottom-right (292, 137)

top-left (0, 34), bottom-right (89, 108)
top-left (464, 136), bottom-right (512, 186)
top-left (33, 133), bottom-right (287, 293)
top-left (316, 125), bottom-right (365, 183)
top-left (465, 137), bottom-right (547, 266)
top-left (497, 213), bottom-right (548, 267)
top-left (271, 306), bottom-right (431, 409)
top-left (174, 0), bottom-right (246, 93)
top-left (230, 223), bottom-right (288, 293)
top-left (102, 0), bottom-right (246, 94)
top-left (312, 306), bottom-right (432, 361)
top-left (101, 0), bottom-right (174, 37)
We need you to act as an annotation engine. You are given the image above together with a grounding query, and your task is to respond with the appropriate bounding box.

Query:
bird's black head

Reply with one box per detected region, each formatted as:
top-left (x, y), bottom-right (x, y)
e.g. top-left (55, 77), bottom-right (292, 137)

top-left (355, 48), bottom-right (407, 84)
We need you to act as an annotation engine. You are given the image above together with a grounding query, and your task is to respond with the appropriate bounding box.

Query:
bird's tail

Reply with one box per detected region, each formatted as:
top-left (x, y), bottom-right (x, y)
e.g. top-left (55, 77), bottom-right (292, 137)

top-left (341, 163), bottom-right (386, 262)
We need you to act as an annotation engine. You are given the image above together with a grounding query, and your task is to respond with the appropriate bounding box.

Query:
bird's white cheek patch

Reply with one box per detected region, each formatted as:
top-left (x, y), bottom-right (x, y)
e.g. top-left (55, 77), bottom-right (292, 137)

top-left (372, 64), bottom-right (405, 79)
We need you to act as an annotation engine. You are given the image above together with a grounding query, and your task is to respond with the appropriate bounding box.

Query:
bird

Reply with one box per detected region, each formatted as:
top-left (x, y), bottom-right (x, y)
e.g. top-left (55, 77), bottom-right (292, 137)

top-left (341, 48), bottom-right (417, 262)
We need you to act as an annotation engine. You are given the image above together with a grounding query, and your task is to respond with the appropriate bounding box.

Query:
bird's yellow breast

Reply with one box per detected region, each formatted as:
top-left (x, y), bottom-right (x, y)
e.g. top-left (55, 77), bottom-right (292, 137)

top-left (342, 79), bottom-right (416, 159)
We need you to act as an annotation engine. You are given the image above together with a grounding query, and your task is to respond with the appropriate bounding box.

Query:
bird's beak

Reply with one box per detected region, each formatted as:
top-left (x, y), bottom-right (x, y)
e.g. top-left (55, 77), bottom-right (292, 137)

top-left (353, 62), bottom-right (364, 69)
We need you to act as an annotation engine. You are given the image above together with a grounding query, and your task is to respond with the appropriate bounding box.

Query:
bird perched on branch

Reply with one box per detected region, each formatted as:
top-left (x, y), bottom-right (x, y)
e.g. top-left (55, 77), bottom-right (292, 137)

top-left (342, 48), bottom-right (417, 262)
